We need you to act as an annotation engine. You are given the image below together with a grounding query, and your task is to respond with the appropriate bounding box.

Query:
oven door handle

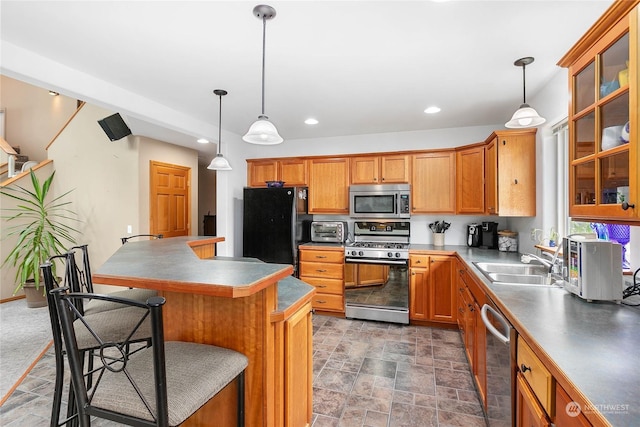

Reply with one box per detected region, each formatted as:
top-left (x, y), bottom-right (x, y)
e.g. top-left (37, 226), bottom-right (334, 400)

top-left (345, 258), bottom-right (408, 265)
top-left (481, 304), bottom-right (510, 345)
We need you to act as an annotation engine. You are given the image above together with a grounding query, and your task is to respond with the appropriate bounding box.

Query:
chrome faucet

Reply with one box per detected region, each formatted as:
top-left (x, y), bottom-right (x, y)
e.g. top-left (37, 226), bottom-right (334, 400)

top-left (521, 244), bottom-right (563, 275)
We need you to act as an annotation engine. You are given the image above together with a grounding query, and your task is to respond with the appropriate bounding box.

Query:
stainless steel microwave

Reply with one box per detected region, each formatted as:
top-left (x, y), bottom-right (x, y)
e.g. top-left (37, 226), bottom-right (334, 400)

top-left (349, 184), bottom-right (410, 219)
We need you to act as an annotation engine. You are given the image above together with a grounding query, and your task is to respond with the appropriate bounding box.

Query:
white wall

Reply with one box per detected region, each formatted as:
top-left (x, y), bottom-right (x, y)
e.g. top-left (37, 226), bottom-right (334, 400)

top-left (47, 103), bottom-right (140, 293)
top-left (0, 75), bottom-right (77, 162)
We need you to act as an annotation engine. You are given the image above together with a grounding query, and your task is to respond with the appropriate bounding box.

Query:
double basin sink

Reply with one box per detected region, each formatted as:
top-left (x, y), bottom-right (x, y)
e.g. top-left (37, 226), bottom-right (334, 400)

top-left (473, 262), bottom-right (556, 286)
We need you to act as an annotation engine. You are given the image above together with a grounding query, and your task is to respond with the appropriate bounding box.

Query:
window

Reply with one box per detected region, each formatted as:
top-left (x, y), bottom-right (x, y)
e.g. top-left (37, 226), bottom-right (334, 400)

top-left (557, 121), bottom-right (633, 270)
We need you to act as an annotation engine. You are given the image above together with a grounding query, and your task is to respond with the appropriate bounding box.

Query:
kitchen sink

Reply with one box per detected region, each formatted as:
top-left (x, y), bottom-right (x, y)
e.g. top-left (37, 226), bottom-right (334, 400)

top-left (486, 273), bottom-right (550, 285)
top-left (472, 262), bottom-right (559, 286)
top-left (473, 262), bottom-right (548, 276)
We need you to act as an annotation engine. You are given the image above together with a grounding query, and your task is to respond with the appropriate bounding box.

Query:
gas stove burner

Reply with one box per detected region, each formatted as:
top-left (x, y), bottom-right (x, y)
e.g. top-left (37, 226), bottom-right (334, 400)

top-left (349, 242), bottom-right (408, 249)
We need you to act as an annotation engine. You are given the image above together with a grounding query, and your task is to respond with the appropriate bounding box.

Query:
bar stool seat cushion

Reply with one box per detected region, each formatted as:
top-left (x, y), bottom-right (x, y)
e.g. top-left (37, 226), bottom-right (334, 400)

top-left (83, 288), bottom-right (158, 315)
top-left (88, 341), bottom-right (248, 426)
top-left (74, 306), bottom-right (152, 350)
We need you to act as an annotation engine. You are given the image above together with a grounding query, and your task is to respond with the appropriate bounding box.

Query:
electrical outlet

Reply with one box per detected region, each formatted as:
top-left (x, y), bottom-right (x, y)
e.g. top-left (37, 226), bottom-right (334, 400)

top-left (127, 225), bottom-right (132, 234)
top-left (530, 228), bottom-right (538, 242)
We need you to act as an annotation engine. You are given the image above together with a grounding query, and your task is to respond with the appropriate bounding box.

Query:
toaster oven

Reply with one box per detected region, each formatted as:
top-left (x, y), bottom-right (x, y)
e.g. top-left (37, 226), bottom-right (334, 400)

top-left (311, 221), bottom-right (348, 243)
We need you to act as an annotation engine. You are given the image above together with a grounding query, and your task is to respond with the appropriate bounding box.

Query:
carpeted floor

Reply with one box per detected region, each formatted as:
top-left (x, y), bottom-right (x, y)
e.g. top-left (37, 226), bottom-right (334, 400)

top-left (0, 298), bottom-right (52, 401)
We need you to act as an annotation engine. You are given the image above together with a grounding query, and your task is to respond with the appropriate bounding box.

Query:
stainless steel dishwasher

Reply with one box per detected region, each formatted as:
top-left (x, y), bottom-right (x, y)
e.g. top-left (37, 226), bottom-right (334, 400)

top-left (481, 298), bottom-right (516, 427)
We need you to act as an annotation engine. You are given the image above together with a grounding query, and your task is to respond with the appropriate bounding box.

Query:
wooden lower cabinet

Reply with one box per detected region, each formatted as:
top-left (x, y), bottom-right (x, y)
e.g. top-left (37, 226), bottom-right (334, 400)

top-left (409, 254), bottom-right (456, 323)
top-left (516, 372), bottom-right (552, 427)
top-left (555, 384), bottom-right (593, 427)
top-left (283, 302), bottom-right (313, 427)
top-left (299, 246), bottom-right (345, 313)
top-left (345, 264), bottom-right (389, 288)
top-left (456, 261), bottom-right (487, 408)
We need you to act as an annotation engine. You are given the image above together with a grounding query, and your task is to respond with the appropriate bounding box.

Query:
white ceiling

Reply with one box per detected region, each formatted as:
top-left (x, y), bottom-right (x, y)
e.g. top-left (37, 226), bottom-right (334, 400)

top-left (1, 1), bottom-right (613, 163)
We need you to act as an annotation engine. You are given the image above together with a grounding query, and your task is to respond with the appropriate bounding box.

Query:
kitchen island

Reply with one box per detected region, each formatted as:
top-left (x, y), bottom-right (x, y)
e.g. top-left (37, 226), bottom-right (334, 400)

top-left (420, 244), bottom-right (640, 427)
top-left (93, 236), bottom-right (315, 427)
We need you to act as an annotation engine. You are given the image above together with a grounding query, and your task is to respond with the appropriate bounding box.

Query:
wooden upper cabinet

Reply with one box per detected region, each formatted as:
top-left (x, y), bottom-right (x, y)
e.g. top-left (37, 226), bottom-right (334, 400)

top-left (350, 154), bottom-right (409, 184)
top-left (485, 129), bottom-right (537, 217)
top-left (247, 159), bottom-right (277, 187)
top-left (308, 157), bottom-right (350, 214)
top-left (456, 144), bottom-right (485, 214)
top-left (411, 151), bottom-right (456, 213)
top-left (279, 158), bottom-right (308, 187)
top-left (247, 158), bottom-right (308, 188)
top-left (558, 2), bottom-right (639, 222)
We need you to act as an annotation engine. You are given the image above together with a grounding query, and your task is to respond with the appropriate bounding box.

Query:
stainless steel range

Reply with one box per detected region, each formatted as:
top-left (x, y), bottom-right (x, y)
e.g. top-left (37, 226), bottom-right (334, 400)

top-left (344, 221), bottom-right (410, 324)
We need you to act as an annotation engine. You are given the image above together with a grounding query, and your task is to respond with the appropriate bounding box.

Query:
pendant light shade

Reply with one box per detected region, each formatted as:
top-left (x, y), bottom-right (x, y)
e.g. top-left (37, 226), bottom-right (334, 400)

top-left (243, 4), bottom-right (283, 145)
top-left (505, 57), bottom-right (546, 129)
top-left (208, 89), bottom-right (232, 171)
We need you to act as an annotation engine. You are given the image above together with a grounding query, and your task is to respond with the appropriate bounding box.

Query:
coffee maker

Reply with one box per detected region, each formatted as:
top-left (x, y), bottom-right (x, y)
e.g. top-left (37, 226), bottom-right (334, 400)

top-left (480, 221), bottom-right (499, 249)
top-left (467, 223), bottom-right (481, 247)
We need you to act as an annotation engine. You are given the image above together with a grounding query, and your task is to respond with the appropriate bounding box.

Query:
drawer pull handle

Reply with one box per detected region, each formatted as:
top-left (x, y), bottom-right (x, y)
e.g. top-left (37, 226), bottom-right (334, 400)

top-left (317, 300), bottom-right (326, 304)
top-left (315, 255), bottom-right (327, 259)
top-left (317, 285), bottom-right (327, 288)
top-left (316, 269), bottom-right (327, 272)
top-left (520, 364), bottom-right (531, 373)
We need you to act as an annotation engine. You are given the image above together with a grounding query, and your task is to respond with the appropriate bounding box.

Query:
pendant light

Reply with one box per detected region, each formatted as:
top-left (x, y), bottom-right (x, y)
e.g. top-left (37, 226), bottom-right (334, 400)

top-left (207, 89), bottom-right (232, 171)
top-left (505, 57), bottom-right (546, 129)
top-left (243, 4), bottom-right (283, 145)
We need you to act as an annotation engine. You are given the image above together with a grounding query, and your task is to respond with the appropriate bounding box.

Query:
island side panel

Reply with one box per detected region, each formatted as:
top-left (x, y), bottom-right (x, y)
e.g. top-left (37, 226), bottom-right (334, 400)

top-left (161, 283), bottom-right (277, 427)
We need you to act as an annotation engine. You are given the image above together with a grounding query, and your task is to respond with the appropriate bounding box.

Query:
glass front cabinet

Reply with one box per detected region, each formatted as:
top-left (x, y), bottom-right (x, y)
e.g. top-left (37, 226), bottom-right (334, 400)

top-left (559, 2), bottom-right (639, 222)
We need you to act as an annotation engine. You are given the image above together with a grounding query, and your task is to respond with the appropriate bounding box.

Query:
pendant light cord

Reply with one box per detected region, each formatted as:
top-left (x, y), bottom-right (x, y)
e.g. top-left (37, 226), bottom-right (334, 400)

top-left (218, 94), bottom-right (222, 155)
top-left (521, 64), bottom-right (527, 104)
top-left (261, 16), bottom-right (267, 116)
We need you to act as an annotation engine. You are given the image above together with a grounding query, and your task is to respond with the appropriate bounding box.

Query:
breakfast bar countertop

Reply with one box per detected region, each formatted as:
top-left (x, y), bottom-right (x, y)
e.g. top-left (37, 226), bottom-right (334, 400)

top-left (93, 236), bottom-right (294, 298)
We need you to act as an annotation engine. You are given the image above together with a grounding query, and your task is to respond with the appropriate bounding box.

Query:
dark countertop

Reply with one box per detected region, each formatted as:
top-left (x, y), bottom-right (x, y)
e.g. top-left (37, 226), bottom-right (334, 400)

top-left (94, 236), bottom-right (294, 298)
top-left (451, 246), bottom-right (639, 427)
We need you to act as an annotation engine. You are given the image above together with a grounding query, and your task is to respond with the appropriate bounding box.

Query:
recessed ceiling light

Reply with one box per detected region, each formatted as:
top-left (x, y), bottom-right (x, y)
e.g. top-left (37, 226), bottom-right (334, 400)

top-left (424, 106), bottom-right (441, 114)
top-left (305, 118), bottom-right (319, 125)
top-left (197, 138), bottom-right (209, 144)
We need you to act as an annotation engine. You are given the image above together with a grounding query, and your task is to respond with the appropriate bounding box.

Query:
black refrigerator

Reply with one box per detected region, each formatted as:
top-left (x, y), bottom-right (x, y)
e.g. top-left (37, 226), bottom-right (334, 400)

top-left (243, 187), bottom-right (311, 273)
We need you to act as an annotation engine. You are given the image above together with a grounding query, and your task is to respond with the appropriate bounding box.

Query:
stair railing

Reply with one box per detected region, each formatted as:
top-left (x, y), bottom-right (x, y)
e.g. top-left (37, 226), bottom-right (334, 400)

top-left (0, 136), bottom-right (18, 178)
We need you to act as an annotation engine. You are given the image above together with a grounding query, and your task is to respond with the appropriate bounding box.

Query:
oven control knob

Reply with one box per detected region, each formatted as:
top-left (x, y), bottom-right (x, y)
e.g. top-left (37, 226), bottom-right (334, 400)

top-left (395, 252), bottom-right (401, 258)
top-left (387, 252), bottom-right (393, 258)
top-left (358, 251), bottom-right (364, 256)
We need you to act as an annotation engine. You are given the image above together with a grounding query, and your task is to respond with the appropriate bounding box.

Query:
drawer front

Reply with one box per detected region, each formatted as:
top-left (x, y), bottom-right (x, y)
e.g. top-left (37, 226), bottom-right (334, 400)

top-left (409, 254), bottom-right (429, 267)
top-left (299, 262), bottom-right (344, 279)
top-left (517, 336), bottom-right (554, 416)
top-left (299, 277), bottom-right (343, 295)
top-left (299, 249), bottom-right (344, 263)
top-left (312, 293), bottom-right (344, 311)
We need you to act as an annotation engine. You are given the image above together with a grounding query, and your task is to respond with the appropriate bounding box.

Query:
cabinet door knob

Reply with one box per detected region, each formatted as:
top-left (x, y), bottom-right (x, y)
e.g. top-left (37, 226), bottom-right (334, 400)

top-left (621, 202), bottom-right (635, 210)
top-left (416, 260), bottom-right (421, 264)
top-left (520, 364), bottom-right (531, 373)
top-left (514, 179), bottom-right (518, 184)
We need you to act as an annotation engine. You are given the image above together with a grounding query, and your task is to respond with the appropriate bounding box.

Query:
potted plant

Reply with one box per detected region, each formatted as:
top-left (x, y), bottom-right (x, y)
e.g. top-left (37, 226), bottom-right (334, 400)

top-left (1, 169), bottom-right (79, 307)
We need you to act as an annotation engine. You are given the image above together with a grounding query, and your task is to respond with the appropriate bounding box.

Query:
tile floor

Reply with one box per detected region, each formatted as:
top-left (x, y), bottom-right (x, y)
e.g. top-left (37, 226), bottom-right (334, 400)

top-left (0, 314), bottom-right (487, 427)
